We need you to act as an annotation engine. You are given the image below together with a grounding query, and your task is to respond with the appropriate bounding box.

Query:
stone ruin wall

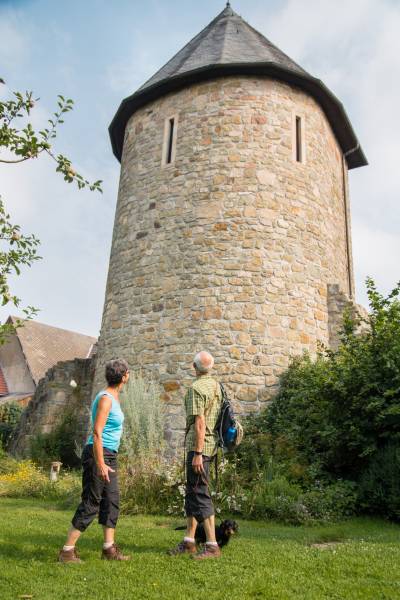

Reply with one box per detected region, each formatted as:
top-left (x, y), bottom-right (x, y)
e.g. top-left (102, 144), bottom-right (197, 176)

top-left (328, 284), bottom-right (369, 350)
top-left (93, 75), bottom-right (355, 453)
top-left (10, 357), bottom-right (94, 457)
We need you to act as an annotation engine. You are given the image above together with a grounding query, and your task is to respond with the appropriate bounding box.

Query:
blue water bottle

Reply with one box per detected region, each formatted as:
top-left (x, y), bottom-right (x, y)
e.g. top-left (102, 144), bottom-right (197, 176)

top-left (225, 426), bottom-right (237, 444)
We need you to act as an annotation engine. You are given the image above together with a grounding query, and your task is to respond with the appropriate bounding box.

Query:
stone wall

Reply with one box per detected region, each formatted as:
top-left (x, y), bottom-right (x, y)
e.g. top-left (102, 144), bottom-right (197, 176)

top-left (94, 75), bottom-right (355, 453)
top-left (328, 284), bottom-right (369, 350)
top-left (10, 357), bottom-right (94, 457)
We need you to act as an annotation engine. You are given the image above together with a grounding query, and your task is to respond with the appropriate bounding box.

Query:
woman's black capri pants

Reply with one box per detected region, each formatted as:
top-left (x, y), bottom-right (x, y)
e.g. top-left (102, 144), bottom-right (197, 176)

top-left (72, 444), bottom-right (119, 532)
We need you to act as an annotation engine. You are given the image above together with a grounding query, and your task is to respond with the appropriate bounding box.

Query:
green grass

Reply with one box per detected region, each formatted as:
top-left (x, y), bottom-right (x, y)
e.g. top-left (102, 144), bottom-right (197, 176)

top-left (0, 499), bottom-right (399, 600)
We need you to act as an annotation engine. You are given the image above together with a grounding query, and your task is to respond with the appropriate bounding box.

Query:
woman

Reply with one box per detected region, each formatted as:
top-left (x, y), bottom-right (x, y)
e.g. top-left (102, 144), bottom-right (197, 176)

top-left (59, 359), bottom-right (130, 563)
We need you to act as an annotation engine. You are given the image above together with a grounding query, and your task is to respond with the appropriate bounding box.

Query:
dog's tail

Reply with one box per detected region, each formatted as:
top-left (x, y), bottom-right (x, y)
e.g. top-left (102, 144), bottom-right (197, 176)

top-left (174, 525), bottom-right (186, 531)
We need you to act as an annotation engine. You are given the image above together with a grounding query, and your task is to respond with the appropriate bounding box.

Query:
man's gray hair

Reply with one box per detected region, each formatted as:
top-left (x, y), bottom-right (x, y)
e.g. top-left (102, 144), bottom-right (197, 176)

top-left (193, 351), bottom-right (215, 373)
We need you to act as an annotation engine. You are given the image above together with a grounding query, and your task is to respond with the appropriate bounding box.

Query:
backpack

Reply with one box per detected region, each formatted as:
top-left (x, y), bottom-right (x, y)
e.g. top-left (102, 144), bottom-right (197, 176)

top-left (214, 383), bottom-right (244, 452)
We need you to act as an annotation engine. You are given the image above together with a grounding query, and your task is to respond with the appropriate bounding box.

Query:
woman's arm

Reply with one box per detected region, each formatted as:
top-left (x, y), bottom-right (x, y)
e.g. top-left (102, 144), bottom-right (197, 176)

top-left (93, 395), bottom-right (114, 482)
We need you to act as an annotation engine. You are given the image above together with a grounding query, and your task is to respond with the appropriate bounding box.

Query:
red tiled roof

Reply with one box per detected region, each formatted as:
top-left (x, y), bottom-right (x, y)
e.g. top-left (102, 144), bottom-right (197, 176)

top-left (0, 365), bottom-right (9, 396)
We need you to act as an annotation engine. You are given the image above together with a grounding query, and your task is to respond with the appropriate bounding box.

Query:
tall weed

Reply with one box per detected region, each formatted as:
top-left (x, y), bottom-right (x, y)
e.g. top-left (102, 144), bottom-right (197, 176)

top-left (120, 374), bottom-right (164, 464)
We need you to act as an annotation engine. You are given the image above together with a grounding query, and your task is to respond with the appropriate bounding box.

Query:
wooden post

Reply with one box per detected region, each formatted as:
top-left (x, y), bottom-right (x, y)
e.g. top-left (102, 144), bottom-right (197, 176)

top-left (50, 461), bottom-right (62, 482)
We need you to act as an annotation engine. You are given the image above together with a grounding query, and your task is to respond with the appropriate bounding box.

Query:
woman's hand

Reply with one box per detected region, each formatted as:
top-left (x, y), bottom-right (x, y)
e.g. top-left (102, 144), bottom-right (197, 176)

top-left (192, 453), bottom-right (203, 475)
top-left (97, 462), bottom-right (115, 483)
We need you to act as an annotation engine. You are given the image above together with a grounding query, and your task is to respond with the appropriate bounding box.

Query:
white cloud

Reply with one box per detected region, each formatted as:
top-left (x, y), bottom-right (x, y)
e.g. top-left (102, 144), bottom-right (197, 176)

top-left (261, 0), bottom-right (377, 64)
top-left (106, 37), bottom-right (162, 94)
top-left (353, 220), bottom-right (400, 307)
top-left (0, 13), bottom-right (28, 71)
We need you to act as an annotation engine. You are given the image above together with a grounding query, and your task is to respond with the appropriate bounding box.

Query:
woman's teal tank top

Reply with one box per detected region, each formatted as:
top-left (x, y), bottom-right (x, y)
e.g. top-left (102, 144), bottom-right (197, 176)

top-left (87, 390), bottom-right (124, 452)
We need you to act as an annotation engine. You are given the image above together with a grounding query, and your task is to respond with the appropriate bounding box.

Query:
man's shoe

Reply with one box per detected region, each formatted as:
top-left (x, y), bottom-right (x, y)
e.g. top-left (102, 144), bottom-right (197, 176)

top-left (58, 547), bottom-right (82, 563)
top-left (167, 540), bottom-right (197, 556)
top-left (193, 543), bottom-right (221, 560)
top-left (101, 543), bottom-right (131, 561)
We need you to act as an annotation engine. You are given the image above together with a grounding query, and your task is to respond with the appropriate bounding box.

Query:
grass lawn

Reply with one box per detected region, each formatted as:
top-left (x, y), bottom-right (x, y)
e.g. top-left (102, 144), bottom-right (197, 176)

top-left (0, 499), bottom-right (399, 600)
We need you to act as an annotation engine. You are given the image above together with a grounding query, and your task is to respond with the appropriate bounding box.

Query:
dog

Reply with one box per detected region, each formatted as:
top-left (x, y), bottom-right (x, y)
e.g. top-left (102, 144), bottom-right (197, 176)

top-left (175, 519), bottom-right (238, 548)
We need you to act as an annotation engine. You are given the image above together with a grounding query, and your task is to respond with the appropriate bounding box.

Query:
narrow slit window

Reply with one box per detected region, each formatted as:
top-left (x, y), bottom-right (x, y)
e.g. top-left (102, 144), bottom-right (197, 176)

top-left (166, 118), bottom-right (175, 164)
top-left (295, 116), bottom-right (302, 163)
top-left (162, 114), bottom-right (178, 167)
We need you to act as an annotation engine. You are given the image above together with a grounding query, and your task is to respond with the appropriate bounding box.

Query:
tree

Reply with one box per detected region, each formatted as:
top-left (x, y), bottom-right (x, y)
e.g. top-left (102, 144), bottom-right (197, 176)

top-left (267, 278), bottom-right (400, 483)
top-left (0, 198), bottom-right (40, 334)
top-left (0, 80), bottom-right (102, 342)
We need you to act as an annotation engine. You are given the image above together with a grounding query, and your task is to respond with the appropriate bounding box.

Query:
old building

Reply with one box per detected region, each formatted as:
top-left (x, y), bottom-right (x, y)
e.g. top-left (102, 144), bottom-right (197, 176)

top-left (0, 316), bottom-right (96, 407)
top-left (92, 4), bottom-right (367, 451)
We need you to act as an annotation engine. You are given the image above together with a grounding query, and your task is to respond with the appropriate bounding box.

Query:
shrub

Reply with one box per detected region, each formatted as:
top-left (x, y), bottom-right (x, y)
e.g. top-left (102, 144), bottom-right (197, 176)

top-left (119, 456), bottom-right (184, 516)
top-left (30, 432), bottom-right (60, 466)
top-left (0, 448), bottom-right (356, 524)
top-left (117, 373), bottom-right (182, 516)
top-left (224, 279), bottom-right (400, 522)
top-left (235, 418), bottom-right (308, 485)
top-left (212, 453), bottom-right (356, 525)
top-left (30, 412), bottom-right (81, 469)
top-left (120, 373), bottom-right (164, 464)
top-left (302, 481), bottom-right (357, 521)
top-left (267, 279), bottom-right (400, 484)
top-left (0, 446), bottom-right (19, 474)
top-left (0, 402), bottom-right (23, 449)
top-left (247, 475), bottom-right (307, 524)
top-left (358, 443), bottom-right (400, 521)
top-left (0, 458), bottom-right (81, 501)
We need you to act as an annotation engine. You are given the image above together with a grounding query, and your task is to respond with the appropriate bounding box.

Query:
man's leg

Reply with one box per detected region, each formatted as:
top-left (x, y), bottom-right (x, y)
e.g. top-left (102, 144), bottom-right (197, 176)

top-left (186, 515), bottom-right (197, 539)
top-left (193, 514), bottom-right (220, 559)
top-left (192, 456), bottom-right (220, 560)
top-left (202, 514), bottom-right (217, 543)
top-left (103, 526), bottom-right (115, 545)
top-left (167, 452), bottom-right (198, 555)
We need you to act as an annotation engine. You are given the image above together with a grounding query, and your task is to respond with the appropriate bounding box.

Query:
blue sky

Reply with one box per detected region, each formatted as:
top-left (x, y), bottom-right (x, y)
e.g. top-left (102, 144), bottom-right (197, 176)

top-left (1, 0), bottom-right (399, 337)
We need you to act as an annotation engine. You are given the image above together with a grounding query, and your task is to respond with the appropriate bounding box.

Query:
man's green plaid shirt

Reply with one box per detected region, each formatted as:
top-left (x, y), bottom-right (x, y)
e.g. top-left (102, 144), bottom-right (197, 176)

top-left (184, 374), bottom-right (222, 457)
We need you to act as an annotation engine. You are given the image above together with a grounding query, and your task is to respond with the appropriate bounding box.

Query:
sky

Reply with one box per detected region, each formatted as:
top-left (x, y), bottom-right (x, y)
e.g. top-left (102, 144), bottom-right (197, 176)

top-left (0, 0), bottom-right (399, 337)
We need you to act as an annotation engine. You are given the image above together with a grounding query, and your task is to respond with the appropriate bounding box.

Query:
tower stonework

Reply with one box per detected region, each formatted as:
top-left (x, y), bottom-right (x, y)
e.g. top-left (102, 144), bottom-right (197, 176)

top-left (94, 6), bottom-right (367, 451)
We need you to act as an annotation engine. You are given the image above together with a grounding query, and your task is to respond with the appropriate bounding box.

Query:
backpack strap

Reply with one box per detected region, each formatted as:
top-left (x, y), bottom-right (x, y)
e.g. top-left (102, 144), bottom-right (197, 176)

top-left (214, 451), bottom-right (219, 491)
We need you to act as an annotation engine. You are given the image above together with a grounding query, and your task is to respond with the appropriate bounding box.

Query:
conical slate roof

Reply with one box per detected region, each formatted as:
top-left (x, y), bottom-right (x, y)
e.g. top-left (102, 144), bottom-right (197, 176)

top-left (110, 4), bottom-right (367, 169)
top-left (138, 4), bottom-right (308, 91)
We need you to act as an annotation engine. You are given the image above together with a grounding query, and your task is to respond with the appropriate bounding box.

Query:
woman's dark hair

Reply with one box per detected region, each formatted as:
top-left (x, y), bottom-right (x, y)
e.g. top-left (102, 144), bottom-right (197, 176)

top-left (105, 359), bottom-right (129, 386)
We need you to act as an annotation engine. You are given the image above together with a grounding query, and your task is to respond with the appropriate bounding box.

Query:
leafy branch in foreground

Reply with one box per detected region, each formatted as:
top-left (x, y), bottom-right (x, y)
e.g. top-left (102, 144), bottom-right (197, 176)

top-left (0, 78), bottom-right (103, 342)
top-left (0, 197), bottom-right (40, 340)
top-left (0, 87), bottom-right (102, 192)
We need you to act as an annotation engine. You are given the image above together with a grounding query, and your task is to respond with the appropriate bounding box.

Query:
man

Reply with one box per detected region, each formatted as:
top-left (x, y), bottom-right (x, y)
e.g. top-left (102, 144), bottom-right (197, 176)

top-left (168, 350), bottom-right (222, 560)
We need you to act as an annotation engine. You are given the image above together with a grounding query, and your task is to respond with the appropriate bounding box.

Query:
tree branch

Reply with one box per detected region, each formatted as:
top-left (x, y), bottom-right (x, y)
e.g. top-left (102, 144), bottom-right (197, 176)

top-left (0, 156), bottom-right (31, 164)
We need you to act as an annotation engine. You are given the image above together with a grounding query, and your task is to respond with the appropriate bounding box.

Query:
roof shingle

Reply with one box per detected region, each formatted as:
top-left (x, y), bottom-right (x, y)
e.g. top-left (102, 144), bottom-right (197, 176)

top-left (138, 5), bottom-right (307, 93)
top-left (8, 316), bottom-right (97, 385)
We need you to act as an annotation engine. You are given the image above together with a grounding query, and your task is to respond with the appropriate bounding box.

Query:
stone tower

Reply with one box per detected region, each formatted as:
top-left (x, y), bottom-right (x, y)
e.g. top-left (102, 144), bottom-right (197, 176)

top-left (94, 5), bottom-right (367, 450)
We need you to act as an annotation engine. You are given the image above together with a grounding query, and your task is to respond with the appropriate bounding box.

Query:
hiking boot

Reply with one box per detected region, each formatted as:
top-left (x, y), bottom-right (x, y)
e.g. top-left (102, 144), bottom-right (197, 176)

top-left (167, 540), bottom-right (197, 556)
top-left (101, 543), bottom-right (131, 561)
top-left (193, 543), bottom-right (221, 560)
top-left (58, 547), bottom-right (82, 563)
